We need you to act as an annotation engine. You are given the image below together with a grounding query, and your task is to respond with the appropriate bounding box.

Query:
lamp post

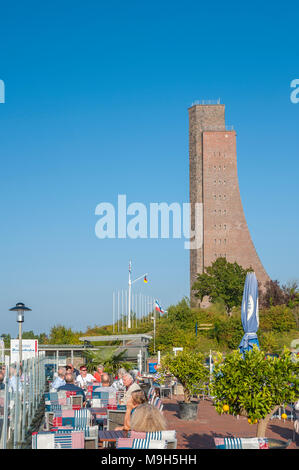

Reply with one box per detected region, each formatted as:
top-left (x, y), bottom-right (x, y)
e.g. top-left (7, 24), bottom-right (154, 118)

top-left (128, 261), bottom-right (148, 329)
top-left (9, 302), bottom-right (32, 363)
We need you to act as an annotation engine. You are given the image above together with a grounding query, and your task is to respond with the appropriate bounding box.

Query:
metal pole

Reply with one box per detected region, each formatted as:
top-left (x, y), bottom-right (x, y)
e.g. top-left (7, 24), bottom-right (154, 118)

top-left (113, 292), bottom-right (115, 333)
top-left (154, 304), bottom-right (156, 354)
top-left (126, 290), bottom-right (128, 331)
top-left (18, 322), bottom-right (22, 364)
top-left (139, 293), bottom-right (141, 324)
top-left (117, 290), bottom-right (119, 333)
top-left (121, 290), bottom-right (124, 332)
top-left (128, 260), bottom-right (132, 329)
top-left (21, 360), bottom-right (27, 444)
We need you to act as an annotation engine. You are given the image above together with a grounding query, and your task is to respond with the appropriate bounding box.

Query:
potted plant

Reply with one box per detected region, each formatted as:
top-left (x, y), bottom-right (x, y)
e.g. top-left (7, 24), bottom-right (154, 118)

top-left (160, 350), bottom-right (209, 420)
top-left (211, 347), bottom-right (299, 439)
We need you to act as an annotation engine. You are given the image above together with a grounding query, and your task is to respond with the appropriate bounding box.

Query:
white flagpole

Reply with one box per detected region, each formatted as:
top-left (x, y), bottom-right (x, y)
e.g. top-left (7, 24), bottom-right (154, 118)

top-left (117, 291), bottom-right (120, 332)
top-left (128, 260), bottom-right (132, 329)
top-left (113, 292), bottom-right (115, 333)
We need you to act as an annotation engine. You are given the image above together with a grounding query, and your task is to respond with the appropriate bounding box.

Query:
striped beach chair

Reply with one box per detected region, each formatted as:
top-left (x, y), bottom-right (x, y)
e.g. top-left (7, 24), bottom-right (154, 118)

top-left (116, 437), bottom-right (167, 449)
top-left (152, 396), bottom-right (163, 412)
top-left (52, 408), bottom-right (92, 428)
top-left (214, 437), bottom-right (291, 449)
top-left (52, 425), bottom-right (99, 448)
top-left (129, 430), bottom-right (177, 449)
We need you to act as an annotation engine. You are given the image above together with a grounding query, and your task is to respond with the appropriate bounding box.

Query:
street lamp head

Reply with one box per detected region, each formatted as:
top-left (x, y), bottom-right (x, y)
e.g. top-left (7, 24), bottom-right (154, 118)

top-left (9, 302), bottom-right (32, 323)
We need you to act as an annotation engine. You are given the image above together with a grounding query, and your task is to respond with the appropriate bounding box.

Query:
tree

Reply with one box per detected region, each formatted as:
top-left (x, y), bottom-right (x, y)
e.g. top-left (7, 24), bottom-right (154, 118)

top-left (83, 347), bottom-right (133, 375)
top-left (192, 257), bottom-right (252, 313)
top-left (259, 280), bottom-right (286, 308)
top-left (48, 325), bottom-right (82, 344)
top-left (1, 333), bottom-right (11, 348)
top-left (160, 350), bottom-right (209, 403)
top-left (282, 281), bottom-right (299, 308)
top-left (211, 348), bottom-right (299, 437)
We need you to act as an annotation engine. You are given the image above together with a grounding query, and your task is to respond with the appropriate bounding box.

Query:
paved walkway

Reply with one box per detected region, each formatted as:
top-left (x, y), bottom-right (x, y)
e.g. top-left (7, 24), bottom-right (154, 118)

top-left (162, 395), bottom-right (299, 449)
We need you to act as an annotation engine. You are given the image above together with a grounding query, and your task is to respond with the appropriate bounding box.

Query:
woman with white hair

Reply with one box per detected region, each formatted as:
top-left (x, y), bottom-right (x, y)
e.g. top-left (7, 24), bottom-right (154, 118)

top-left (122, 373), bottom-right (141, 404)
top-left (112, 368), bottom-right (127, 391)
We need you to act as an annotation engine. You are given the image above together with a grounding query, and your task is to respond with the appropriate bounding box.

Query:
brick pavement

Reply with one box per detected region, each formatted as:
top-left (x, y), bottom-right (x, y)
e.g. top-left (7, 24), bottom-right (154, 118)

top-left (162, 395), bottom-right (299, 449)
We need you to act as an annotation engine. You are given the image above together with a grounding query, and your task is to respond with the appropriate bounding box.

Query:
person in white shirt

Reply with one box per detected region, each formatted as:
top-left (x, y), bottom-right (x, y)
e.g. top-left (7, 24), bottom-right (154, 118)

top-left (76, 365), bottom-right (96, 388)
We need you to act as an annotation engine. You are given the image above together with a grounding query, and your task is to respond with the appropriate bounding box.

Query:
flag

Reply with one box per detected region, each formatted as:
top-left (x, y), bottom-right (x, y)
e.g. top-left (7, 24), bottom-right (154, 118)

top-left (155, 300), bottom-right (167, 314)
top-left (144, 276), bottom-right (148, 283)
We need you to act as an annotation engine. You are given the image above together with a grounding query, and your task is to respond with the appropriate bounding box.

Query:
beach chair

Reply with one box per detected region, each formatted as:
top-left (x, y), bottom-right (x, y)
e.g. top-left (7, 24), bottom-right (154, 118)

top-left (116, 437), bottom-right (167, 449)
top-left (147, 385), bottom-right (158, 404)
top-left (152, 396), bottom-right (163, 412)
top-left (214, 437), bottom-right (291, 449)
top-left (129, 430), bottom-right (177, 449)
top-left (51, 425), bottom-right (99, 449)
top-left (51, 408), bottom-right (92, 428)
top-left (32, 430), bottom-right (85, 449)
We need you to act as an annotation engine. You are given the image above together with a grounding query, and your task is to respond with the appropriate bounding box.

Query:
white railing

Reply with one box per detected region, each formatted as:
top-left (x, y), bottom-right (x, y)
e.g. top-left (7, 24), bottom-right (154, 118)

top-left (0, 354), bottom-right (47, 449)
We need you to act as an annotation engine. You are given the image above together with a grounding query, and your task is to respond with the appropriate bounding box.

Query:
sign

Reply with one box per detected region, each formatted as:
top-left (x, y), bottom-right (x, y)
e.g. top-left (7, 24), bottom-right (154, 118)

top-left (10, 339), bottom-right (38, 363)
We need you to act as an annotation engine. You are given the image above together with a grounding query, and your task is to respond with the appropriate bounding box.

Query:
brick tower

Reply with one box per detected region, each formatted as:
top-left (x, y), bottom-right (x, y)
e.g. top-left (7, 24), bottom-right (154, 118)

top-left (189, 102), bottom-right (269, 306)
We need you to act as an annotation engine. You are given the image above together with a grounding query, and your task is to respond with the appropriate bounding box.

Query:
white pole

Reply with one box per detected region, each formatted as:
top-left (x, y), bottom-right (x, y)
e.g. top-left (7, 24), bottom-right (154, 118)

top-left (128, 260), bottom-right (132, 329)
top-left (139, 293), bottom-right (141, 323)
top-left (117, 291), bottom-right (120, 333)
top-left (113, 292), bottom-right (115, 333)
top-left (120, 289), bottom-right (124, 330)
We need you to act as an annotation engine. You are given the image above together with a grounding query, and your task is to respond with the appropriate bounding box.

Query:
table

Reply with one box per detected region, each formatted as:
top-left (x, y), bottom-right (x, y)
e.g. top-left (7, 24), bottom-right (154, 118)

top-left (98, 430), bottom-right (125, 448)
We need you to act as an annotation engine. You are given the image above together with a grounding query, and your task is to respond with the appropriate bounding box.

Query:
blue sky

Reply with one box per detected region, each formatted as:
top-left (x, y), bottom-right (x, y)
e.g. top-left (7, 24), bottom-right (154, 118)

top-left (0, 1), bottom-right (298, 336)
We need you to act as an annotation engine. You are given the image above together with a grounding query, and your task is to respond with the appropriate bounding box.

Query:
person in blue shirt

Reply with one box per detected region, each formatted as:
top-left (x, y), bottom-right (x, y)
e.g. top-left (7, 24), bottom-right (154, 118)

top-left (0, 372), bottom-right (5, 390)
top-left (57, 372), bottom-right (86, 403)
top-left (51, 367), bottom-right (66, 390)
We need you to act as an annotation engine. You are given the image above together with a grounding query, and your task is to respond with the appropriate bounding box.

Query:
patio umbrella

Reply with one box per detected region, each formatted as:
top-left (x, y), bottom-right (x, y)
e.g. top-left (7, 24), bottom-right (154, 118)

top-left (238, 272), bottom-right (260, 355)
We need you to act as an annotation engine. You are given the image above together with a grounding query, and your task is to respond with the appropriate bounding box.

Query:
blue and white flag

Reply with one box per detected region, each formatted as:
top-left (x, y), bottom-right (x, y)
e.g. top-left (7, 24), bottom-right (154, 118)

top-left (155, 300), bottom-right (167, 315)
top-left (238, 272), bottom-right (260, 354)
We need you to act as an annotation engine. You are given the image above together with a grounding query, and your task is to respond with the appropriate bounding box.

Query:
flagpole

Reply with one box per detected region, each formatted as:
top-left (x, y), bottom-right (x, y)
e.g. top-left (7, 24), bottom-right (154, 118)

top-left (128, 261), bottom-right (132, 329)
top-left (127, 260), bottom-right (148, 329)
top-left (113, 292), bottom-right (115, 333)
top-left (117, 291), bottom-right (120, 333)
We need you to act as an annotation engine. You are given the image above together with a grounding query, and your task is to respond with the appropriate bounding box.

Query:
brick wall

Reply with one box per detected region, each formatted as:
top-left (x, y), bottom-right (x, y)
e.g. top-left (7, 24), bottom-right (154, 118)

top-left (189, 104), bottom-right (269, 306)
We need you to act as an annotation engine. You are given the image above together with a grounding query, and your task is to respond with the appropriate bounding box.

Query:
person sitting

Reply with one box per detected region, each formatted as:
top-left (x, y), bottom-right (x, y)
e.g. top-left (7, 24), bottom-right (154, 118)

top-left (93, 373), bottom-right (116, 394)
top-left (115, 389), bottom-right (147, 431)
top-left (122, 373), bottom-right (141, 405)
top-left (112, 368), bottom-right (127, 392)
top-left (153, 364), bottom-right (163, 384)
top-left (76, 365), bottom-right (96, 388)
top-left (51, 367), bottom-right (66, 390)
top-left (0, 372), bottom-right (5, 390)
top-left (93, 364), bottom-right (104, 383)
top-left (8, 365), bottom-right (23, 393)
top-left (130, 403), bottom-right (167, 432)
top-left (57, 372), bottom-right (86, 403)
top-left (66, 363), bottom-right (80, 379)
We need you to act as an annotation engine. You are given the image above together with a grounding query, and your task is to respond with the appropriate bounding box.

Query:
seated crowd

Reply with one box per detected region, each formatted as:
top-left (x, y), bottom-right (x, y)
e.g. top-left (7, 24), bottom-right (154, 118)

top-left (49, 363), bottom-right (166, 435)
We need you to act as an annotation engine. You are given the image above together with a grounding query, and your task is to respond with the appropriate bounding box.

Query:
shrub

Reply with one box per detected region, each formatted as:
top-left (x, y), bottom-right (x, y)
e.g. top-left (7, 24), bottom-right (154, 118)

top-left (161, 350), bottom-right (209, 403)
top-left (259, 305), bottom-right (297, 332)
